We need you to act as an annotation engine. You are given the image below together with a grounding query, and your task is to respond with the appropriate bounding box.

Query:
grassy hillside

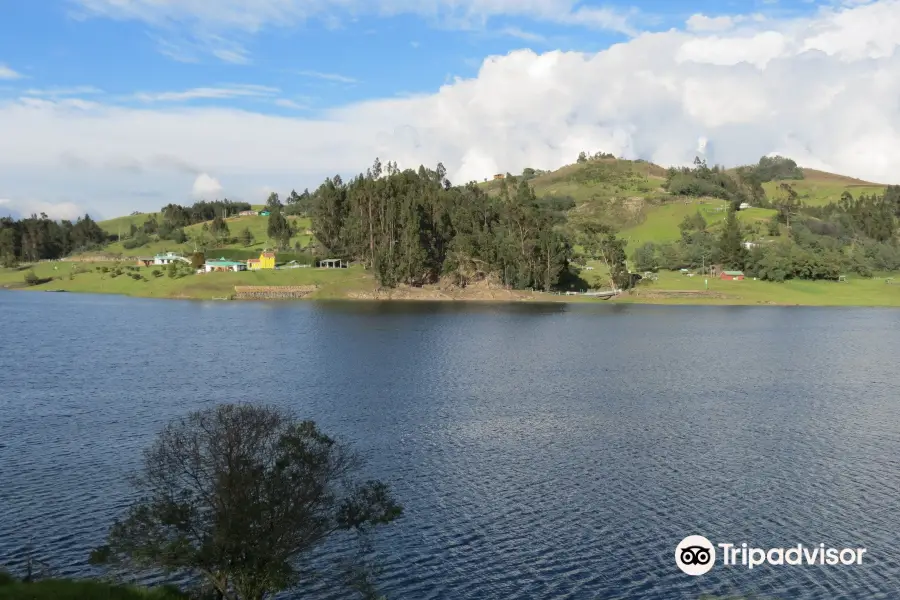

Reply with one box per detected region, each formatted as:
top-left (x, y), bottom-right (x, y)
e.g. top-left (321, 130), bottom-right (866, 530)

top-left (762, 168), bottom-right (886, 207)
top-left (97, 215), bottom-right (313, 257)
top-left (0, 262), bottom-right (374, 300)
top-left (98, 212), bottom-right (161, 236)
top-left (482, 159), bottom-right (886, 253)
top-left (620, 198), bottom-right (777, 250)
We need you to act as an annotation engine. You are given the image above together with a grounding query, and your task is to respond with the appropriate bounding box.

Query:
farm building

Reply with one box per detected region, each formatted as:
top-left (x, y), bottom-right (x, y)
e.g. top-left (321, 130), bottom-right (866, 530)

top-left (153, 252), bottom-right (187, 265)
top-left (720, 270), bottom-right (745, 281)
top-left (204, 258), bottom-right (247, 272)
top-left (317, 258), bottom-right (347, 268)
top-left (247, 251), bottom-right (276, 270)
top-left (493, 174), bottom-right (505, 180)
top-left (238, 210), bottom-right (257, 217)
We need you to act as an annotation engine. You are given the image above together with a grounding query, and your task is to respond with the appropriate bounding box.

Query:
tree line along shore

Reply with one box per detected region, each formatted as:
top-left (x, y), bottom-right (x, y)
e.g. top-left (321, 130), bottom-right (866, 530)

top-left (2, 154), bottom-right (899, 306)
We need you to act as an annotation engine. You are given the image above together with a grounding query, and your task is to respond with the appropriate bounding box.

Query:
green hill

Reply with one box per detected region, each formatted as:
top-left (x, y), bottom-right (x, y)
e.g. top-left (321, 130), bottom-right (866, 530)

top-left (93, 159), bottom-right (888, 262)
top-left (481, 159), bottom-right (886, 249)
top-left (97, 214), bottom-right (312, 257)
top-left (762, 168), bottom-right (885, 206)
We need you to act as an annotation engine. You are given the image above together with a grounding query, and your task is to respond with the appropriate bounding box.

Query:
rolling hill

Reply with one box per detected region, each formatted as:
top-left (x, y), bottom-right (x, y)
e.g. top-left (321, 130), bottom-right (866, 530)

top-left (480, 158), bottom-right (886, 250)
top-left (97, 213), bottom-right (311, 257)
top-left (93, 159), bottom-right (887, 260)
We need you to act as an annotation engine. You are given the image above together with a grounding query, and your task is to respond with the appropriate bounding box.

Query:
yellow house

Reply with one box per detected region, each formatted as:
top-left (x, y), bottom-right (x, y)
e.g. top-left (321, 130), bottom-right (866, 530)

top-left (247, 251), bottom-right (276, 270)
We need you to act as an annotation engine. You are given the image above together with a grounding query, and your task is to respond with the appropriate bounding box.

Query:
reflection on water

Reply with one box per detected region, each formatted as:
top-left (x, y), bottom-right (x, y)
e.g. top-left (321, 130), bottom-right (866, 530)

top-left (2, 292), bottom-right (900, 599)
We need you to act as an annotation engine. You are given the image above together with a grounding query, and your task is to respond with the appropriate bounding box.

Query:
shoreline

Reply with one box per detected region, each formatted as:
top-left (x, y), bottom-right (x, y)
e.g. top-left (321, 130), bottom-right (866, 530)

top-left (3, 263), bottom-right (900, 308)
top-left (3, 284), bottom-right (900, 308)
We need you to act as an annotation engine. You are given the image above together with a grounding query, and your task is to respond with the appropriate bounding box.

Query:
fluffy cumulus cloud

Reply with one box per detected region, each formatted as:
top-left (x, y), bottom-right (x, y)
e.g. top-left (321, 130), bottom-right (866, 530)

top-left (192, 173), bottom-right (224, 199)
top-left (0, 197), bottom-right (87, 221)
top-left (3, 0), bottom-right (900, 217)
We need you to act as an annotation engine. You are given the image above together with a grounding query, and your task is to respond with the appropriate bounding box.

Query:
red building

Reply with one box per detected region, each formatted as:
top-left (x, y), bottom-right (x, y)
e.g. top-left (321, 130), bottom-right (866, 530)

top-left (720, 270), bottom-right (745, 281)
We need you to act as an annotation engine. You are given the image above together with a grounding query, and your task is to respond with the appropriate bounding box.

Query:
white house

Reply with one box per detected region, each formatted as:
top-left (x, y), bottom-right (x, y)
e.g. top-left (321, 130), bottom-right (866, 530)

top-left (204, 258), bottom-right (247, 272)
top-left (738, 202), bottom-right (751, 210)
top-left (742, 241), bottom-right (759, 250)
top-left (153, 252), bottom-right (188, 265)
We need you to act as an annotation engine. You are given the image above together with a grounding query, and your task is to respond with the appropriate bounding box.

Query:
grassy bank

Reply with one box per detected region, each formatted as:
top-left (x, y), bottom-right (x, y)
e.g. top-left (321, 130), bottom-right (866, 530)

top-left (3, 261), bottom-right (899, 306)
top-left (613, 269), bottom-right (900, 307)
top-left (0, 574), bottom-right (186, 600)
top-left (0, 262), bottom-right (374, 300)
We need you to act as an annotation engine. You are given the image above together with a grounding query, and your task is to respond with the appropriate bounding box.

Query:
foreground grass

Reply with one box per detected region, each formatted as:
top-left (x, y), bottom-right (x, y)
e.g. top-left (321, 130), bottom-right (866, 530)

top-left (0, 263), bottom-right (374, 300)
top-left (0, 577), bottom-right (186, 600)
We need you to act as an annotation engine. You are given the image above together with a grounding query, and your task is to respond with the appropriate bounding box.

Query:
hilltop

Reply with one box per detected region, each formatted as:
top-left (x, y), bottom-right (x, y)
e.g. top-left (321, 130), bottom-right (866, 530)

top-left (478, 156), bottom-right (886, 250)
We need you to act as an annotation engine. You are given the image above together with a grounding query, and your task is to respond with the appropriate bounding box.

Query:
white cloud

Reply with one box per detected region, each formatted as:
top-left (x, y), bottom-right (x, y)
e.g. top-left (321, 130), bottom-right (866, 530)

top-left (685, 14), bottom-right (737, 32)
top-left (192, 173), bottom-right (224, 199)
top-left (295, 70), bottom-right (357, 84)
top-left (71, 0), bottom-right (639, 61)
top-left (3, 0), bottom-right (900, 218)
top-left (133, 84), bottom-right (279, 102)
top-left (274, 99), bottom-right (309, 110)
top-left (0, 64), bottom-right (22, 80)
top-left (23, 86), bottom-right (104, 97)
top-left (0, 197), bottom-right (87, 220)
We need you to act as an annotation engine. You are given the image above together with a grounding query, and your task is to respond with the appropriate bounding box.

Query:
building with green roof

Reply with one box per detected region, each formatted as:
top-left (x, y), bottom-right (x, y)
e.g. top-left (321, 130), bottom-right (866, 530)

top-left (203, 257), bottom-right (247, 272)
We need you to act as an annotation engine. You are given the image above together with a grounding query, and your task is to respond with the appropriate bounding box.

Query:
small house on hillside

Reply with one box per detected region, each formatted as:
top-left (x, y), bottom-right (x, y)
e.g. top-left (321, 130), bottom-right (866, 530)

top-left (318, 258), bottom-right (347, 268)
top-left (153, 252), bottom-right (187, 265)
top-left (720, 270), bottom-right (745, 281)
top-left (738, 202), bottom-right (751, 210)
top-left (493, 174), bottom-right (505, 180)
top-left (238, 210), bottom-right (257, 217)
top-left (136, 257), bottom-right (154, 267)
top-left (247, 251), bottom-right (276, 270)
top-left (259, 210), bottom-right (271, 217)
top-left (204, 258), bottom-right (247, 272)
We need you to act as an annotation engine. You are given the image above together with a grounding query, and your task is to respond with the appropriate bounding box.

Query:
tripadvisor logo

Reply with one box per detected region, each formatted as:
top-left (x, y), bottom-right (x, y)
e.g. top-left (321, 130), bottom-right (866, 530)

top-left (675, 535), bottom-right (867, 575)
top-left (675, 535), bottom-right (716, 576)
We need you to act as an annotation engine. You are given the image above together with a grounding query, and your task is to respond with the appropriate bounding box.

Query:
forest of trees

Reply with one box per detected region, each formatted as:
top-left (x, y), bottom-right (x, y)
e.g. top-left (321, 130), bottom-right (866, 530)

top-left (308, 159), bottom-right (590, 290)
top-left (0, 214), bottom-right (107, 266)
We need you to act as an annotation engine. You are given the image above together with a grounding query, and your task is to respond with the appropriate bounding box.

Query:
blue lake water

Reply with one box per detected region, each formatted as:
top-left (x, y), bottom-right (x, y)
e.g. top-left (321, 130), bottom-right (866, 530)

top-left (2, 291), bottom-right (900, 599)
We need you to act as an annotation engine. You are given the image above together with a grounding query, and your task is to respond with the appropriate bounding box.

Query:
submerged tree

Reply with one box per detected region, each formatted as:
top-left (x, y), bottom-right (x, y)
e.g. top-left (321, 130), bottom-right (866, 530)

top-left (90, 404), bottom-right (402, 600)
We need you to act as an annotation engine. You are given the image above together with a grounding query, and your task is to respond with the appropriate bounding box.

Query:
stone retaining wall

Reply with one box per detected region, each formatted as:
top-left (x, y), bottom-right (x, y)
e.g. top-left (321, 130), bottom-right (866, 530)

top-left (233, 285), bottom-right (318, 299)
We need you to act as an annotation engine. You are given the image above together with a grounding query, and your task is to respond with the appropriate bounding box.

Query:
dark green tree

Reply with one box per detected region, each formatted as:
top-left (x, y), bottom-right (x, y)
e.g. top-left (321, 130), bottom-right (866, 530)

top-left (265, 192), bottom-right (283, 213)
top-left (240, 227), bottom-right (254, 247)
top-left (89, 404), bottom-right (401, 600)
top-left (632, 242), bottom-right (659, 272)
top-left (717, 207), bottom-right (747, 269)
top-left (267, 207), bottom-right (293, 250)
top-left (210, 215), bottom-right (230, 239)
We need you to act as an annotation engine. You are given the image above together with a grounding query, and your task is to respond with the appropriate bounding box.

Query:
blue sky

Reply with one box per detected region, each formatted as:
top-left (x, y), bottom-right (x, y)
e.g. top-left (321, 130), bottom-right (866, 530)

top-left (0, 0), bottom-right (827, 114)
top-left (0, 0), bottom-right (896, 220)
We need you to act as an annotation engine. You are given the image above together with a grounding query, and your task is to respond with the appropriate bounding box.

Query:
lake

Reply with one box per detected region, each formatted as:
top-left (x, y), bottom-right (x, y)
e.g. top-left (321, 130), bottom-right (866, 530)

top-left (2, 291), bottom-right (900, 599)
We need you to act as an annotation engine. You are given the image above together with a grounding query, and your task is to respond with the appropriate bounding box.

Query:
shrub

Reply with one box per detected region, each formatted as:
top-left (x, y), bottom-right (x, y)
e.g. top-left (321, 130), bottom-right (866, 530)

top-left (24, 270), bottom-right (40, 286)
top-left (151, 269), bottom-right (163, 278)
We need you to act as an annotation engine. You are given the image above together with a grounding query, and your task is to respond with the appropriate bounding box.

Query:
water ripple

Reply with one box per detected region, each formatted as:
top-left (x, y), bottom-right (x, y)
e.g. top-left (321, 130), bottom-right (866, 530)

top-left (2, 294), bottom-right (900, 599)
